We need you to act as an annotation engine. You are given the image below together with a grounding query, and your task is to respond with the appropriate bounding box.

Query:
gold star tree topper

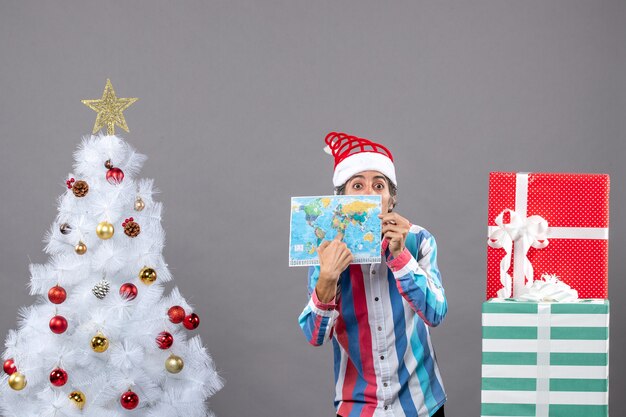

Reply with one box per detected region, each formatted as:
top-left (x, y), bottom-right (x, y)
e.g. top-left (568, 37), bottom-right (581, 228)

top-left (82, 79), bottom-right (138, 135)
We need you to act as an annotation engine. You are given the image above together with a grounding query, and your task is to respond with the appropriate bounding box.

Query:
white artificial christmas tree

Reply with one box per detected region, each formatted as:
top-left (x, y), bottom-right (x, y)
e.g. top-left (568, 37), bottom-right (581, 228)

top-left (0, 82), bottom-right (222, 416)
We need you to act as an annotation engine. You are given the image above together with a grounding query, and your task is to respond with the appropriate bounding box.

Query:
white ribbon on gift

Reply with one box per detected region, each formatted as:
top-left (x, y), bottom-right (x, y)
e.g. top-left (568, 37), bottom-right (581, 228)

top-left (523, 276), bottom-right (577, 417)
top-left (488, 209), bottom-right (549, 298)
top-left (487, 172), bottom-right (609, 298)
top-left (536, 302), bottom-right (551, 417)
top-left (516, 273), bottom-right (579, 302)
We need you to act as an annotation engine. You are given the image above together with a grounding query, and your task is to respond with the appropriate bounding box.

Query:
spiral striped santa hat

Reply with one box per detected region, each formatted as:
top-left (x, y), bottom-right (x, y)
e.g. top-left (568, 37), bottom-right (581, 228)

top-left (324, 132), bottom-right (396, 187)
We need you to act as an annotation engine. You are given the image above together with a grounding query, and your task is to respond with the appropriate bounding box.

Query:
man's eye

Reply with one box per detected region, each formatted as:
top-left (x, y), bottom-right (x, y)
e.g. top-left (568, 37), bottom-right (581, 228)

top-left (374, 183), bottom-right (385, 190)
top-left (353, 183), bottom-right (363, 189)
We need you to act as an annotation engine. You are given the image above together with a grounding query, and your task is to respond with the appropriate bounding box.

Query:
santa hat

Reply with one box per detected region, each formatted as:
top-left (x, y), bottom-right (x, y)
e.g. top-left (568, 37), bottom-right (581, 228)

top-left (324, 132), bottom-right (396, 187)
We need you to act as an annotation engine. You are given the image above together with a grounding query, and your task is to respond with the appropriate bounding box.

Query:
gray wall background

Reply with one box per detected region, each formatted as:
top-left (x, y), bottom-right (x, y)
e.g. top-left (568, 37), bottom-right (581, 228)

top-left (1, 1), bottom-right (624, 416)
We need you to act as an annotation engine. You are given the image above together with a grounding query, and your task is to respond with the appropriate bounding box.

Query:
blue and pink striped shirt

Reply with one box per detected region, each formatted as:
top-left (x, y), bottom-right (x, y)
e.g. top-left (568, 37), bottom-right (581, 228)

top-left (299, 225), bottom-right (447, 417)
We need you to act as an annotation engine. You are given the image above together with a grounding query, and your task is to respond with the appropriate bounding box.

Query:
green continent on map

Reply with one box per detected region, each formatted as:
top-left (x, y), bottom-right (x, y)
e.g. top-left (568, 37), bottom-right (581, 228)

top-left (301, 198), bottom-right (332, 227)
top-left (301, 199), bottom-right (323, 226)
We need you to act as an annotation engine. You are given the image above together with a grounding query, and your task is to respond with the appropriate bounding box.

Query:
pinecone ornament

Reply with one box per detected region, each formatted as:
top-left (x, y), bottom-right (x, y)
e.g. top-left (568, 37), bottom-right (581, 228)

top-left (122, 217), bottom-right (140, 238)
top-left (92, 279), bottom-right (110, 299)
top-left (69, 179), bottom-right (89, 197)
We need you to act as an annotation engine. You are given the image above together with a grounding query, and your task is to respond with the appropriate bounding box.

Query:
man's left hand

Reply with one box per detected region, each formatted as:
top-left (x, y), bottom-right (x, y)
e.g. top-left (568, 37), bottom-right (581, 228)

top-left (379, 212), bottom-right (411, 258)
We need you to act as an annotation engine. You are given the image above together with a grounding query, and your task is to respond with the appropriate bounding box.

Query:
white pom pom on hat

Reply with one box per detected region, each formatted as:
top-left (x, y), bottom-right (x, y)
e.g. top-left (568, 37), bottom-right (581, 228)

top-left (324, 132), bottom-right (397, 187)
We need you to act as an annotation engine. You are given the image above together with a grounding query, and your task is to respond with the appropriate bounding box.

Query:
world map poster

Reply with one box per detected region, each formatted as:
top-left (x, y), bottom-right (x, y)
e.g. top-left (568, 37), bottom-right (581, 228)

top-left (289, 195), bottom-right (382, 267)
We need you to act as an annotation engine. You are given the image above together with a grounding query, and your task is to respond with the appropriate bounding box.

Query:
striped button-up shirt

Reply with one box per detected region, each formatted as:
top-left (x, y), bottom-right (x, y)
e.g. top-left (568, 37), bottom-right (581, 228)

top-left (299, 225), bottom-right (447, 417)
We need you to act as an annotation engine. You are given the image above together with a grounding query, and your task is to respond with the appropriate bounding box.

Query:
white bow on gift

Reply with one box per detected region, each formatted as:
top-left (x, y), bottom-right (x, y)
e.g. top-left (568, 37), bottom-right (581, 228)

top-left (516, 273), bottom-right (579, 302)
top-left (488, 209), bottom-right (550, 298)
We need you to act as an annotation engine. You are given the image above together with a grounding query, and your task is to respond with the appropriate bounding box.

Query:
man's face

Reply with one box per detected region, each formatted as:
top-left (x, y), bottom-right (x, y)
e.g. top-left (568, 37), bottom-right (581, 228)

top-left (343, 170), bottom-right (394, 214)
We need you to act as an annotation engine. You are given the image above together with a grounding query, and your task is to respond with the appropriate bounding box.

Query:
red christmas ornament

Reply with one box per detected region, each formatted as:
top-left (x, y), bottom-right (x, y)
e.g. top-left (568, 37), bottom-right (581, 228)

top-left (168, 306), bottom-right (185, 324)
top-left (119, 283), bottom-right (138, 301)
top-left (156, 332), bottom-right (173, 349)
top-left (49, 315), bottom-right (68, 334)
top-left (120, 390), bottom-right (139, 410)
top-left (48, 285), bottom-right (67, 304)
top-left (49, 368), bottom-right (68, 387)
top-left (106, 167), bottom-right (125, 185)
top-left (183, 313), bottom-right (200, 330)
top-left (3, 359), bottom-right (17, 375)
top-left (65, 178), bottom-right (75, 189)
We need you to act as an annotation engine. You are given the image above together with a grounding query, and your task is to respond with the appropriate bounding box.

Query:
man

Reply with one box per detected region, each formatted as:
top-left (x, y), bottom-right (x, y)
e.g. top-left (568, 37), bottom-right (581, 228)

top-left (299, 132), bottom-right (447, 417)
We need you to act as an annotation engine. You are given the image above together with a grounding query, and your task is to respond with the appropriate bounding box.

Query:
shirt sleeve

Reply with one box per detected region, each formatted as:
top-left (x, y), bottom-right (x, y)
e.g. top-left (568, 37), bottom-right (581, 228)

top-left (298, 266), bottom-right (339, 346)
top-left (386, 231), bottom-right (447, 327)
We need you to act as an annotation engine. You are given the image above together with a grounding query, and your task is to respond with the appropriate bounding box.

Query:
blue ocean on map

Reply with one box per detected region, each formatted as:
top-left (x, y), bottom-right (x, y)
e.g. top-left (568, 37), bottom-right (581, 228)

top-left (289, 195), bottom-right (382, 267)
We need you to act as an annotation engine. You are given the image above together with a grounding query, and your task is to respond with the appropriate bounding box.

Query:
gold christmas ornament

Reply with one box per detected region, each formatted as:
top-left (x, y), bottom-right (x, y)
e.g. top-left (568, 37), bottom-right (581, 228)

top-left (134, 196), bottom-right (145, 211)
top-left (96, 221), bottom-right (114, 240)
top-left (165, 354), bottom-right (184, 373)
top-left (75, 241), bottom-right (87, 255)
top-left (68, 390), bottom-right (86, 409)
top-left (91, 332), bottom-right (109, 353)
top-left (8, 372), bottom-right (27, 391)
top-left (139, 266), bottom-right (157, 285)
top-left (82, 79), bottom-right (138, 135)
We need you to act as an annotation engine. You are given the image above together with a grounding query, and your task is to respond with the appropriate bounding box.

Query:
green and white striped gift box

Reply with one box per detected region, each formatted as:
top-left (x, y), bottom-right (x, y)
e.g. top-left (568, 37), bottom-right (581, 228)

top-left (481, 299), bottom-right (609, 417)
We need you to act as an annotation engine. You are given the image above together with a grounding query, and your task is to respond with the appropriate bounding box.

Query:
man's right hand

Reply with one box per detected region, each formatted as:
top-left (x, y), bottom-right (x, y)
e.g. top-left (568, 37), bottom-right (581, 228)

top-left (315, 233), bottom-right (353, 303)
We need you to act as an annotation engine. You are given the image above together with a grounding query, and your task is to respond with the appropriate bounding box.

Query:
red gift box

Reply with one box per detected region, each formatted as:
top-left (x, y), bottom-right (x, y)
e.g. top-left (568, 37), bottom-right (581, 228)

top-left (487, 172), bottom-right (609, 300)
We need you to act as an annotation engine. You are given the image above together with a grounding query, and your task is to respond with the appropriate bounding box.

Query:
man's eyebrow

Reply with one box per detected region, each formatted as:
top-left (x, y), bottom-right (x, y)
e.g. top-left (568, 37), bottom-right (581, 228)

top-left (349, 175), bottom-right (365, 181)
top-left (373, 175), bottom-right (387, 181)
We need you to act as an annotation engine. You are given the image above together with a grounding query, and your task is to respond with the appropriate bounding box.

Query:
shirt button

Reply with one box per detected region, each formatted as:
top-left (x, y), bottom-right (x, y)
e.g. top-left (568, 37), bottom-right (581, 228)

top-left (377, 326), bottom-right (382, 331)
top-left (372, 270), bottom-right (376, 275)
top-left (380, 355), bottom-right (385, 360)
top-left (384, 406), bottom-right (388, 410)
top-left (383, 382), bottom-right (388, 387)
top-left (375, 297), bottom-right (379, 301)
